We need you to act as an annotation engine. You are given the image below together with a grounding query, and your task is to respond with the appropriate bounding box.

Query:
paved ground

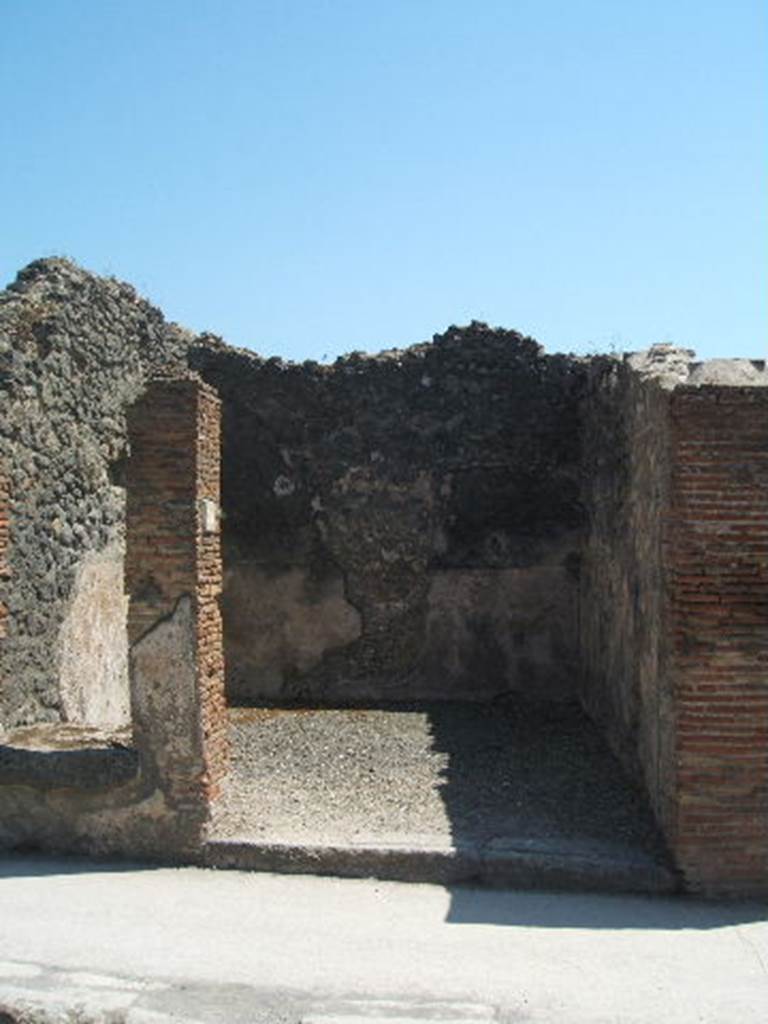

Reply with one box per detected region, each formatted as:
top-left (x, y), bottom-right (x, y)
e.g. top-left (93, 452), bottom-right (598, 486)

top-left (0, 855), bottom-right (766, 1024)
top-left (208, 702), bottom-right (666, 857)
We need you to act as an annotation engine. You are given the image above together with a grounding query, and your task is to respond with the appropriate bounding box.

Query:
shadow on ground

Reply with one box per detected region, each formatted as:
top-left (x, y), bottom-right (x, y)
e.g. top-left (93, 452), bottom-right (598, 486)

top-left (0, 854), bottom-right (164, 880)
top-left (444, 883), bottom-right (768, 929)
top-left (202, 695), bottom-right (686, 905)
top-left (5, 697), bottom-right (760, 931)
top-left (426, 697), bottom-right (666, 856)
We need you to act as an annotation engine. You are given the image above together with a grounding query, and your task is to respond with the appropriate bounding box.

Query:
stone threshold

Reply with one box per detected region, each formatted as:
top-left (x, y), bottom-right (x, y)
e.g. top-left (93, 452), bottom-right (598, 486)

top-left (202, 835), bottom-right (678, 895)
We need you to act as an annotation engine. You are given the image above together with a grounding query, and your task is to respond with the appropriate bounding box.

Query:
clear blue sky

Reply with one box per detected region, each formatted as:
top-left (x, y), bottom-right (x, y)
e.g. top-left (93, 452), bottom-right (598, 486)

top-left (2, 1), bottom-right (765, 362)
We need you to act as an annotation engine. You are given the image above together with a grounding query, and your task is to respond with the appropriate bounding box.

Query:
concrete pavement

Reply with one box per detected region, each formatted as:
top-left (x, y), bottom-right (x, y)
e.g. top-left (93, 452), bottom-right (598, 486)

top-left (0, 854), bottom-right (766, 1023)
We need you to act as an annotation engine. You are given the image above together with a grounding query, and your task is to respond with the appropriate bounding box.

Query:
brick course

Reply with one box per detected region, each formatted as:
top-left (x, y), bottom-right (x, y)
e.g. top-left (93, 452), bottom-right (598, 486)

top-left (582, 369), bottom-right (768, 897)
top-left (666, 386), bottom-right (768, 896)
top-left (125, 377), bottom-right (228, 809)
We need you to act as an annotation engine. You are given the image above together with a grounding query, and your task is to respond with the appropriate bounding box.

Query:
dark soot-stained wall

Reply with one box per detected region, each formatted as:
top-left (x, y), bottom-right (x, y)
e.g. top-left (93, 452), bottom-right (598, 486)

top-left (1, 261), bottom-right (587, 724)
top-left (189, 326), bottom-right (587, 704)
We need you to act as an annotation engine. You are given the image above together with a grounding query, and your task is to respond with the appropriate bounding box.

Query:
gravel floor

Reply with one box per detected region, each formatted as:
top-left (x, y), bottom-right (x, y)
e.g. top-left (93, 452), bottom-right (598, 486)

top-left (208, 700), bottom-right (669, 862)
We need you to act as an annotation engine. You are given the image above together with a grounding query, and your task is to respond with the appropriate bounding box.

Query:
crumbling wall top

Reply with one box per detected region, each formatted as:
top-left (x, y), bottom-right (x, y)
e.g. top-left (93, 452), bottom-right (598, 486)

top-left (625, 343), bottom-right (767, 390)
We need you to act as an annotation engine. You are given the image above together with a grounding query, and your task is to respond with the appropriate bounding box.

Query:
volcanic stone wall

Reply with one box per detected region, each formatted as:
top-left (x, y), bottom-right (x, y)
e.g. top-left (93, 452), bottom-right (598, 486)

top-left (580, 358), bottom-right (676, 826)
top-left (0, 258), bottom-right (589, 722)
top-left (0, 470), bottom-right (8, 640)
top-left (189, 325), bottom-right (588, 704)
top-left (581, 355), bottom-right (768, 896)
top-left (0, 260), bottom-right (187, 728)
top-left (2, 257), bottom-right (767, 896)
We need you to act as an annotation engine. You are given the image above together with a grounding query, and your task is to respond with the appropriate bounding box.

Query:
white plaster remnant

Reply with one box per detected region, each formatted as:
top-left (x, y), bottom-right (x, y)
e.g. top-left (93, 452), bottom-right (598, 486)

top-left (273, 474), bottom-right (296, 497)
top-left (58, 544), bottom-right (130, 728)
top-left (129, 595), bottom-right (201, 792)
top-left (626, 344), bottom-right (694, 389)
top-left (688, 359), bottom-right (768, 386)
top-left (199, 498), bottom-right (219, 534)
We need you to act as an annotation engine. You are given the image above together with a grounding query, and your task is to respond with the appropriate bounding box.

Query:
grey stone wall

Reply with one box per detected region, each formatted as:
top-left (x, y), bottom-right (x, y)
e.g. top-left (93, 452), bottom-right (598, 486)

top-left (189, 325), bottom-right (587, 704)
top-left (0, 259), bottom-right (187, 728)
top-left (1, 259), bottom-right (589, 721)
top-left (579, 354), bottom-right (676, 818)
top-left (579, 345), bottom-right (768, 804)
top-left (7, 259), bottom-right (759, 725)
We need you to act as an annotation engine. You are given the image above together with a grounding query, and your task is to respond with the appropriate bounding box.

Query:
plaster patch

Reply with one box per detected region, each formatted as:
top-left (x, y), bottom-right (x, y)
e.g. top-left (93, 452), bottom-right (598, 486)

top-left (129, 596), bottom-right (199, 786)
top-left (223, 565), bottom-right (362, 700)
top-left (58, 543), bottom-right (130, 728)
top-left (423, 567), bottom-right (577, 701)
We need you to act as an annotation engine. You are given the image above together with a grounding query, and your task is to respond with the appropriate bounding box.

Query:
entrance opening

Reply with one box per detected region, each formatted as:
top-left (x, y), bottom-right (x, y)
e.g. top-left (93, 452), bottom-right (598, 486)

top-left (206, 699), bottom-right (671, 889)
top-left (201, 386), bottom-right (673, 892)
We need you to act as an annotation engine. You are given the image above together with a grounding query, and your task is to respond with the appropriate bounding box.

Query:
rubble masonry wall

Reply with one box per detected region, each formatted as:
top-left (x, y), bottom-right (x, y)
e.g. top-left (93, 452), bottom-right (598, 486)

top-left (580, 360), bottom-right (676, 829)
top-left (0, 377), bottom-right (227, 860)
top-left (0, 260), bottom-right (187, 728)
top-left (190, 325), bottom-right (587, 705)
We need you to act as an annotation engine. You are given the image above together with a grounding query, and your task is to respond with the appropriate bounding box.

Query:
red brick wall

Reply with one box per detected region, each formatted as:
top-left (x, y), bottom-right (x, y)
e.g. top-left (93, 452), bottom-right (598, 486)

top-left (126, 377), bottom-right (228, 806)
top-left (666, 386), bottom-right (768, 896)
top-left (126, 383), bottom-right (197, 645)
top-left (0, 470), bottom-right (8, 639)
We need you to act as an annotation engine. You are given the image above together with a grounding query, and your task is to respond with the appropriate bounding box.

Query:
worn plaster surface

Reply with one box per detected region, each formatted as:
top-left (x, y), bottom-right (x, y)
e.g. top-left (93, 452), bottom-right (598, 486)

top-left (224, 565), bottom-right (362, 702)
top-left (129, 595), bottom-right (201, 799)
top-left (57, 543), bottom-right (129, 728)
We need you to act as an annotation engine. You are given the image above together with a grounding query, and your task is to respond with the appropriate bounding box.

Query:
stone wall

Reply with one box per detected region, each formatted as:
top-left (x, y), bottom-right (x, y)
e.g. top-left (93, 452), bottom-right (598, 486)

top-left (0, 260), bottom-right (187, 728)
top-left (665, 386), bottom-right (768, 896)
top-left (579, 358), bottom-right (675, 827)
top-left (581, 354), bottom-right (768, 897)
top-left (0, 261), bottom-right (588, 720)
top-left (0, 375), bottom-right (228, 859)
top-left (189, 325), bottom-right (587, 704)
top-left (0, 470), bottom-right (8, 641)
top-left (1, 257), bottom-right (767, 896)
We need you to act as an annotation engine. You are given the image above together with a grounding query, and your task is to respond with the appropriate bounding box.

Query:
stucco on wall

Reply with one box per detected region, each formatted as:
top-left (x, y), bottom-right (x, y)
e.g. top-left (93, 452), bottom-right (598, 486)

top-left (129, 595), bottom-right (199, 792)
top-left (423, 566), bottom-right (578, 701)
top-left (223, 564), bottom-right (362, 702)
top-left (58, 543), bottom-right (130, 728)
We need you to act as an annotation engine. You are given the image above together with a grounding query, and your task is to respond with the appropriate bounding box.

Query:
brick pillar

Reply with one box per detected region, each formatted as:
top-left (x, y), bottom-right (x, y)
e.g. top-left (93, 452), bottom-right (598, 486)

top-left (666, 386), bottom-right (768, 896)
top-left (125, 377), bottom-right (228, 819)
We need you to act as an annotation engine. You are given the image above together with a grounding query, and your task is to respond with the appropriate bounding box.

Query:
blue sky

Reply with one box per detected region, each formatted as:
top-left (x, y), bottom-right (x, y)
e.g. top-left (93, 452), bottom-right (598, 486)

top-left (1, 1), bottom-right (765, 362)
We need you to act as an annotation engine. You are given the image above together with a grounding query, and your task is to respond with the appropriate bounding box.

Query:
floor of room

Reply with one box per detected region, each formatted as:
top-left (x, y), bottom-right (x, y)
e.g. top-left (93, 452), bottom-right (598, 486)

top-left (207, 698), bottom-right (671, 877)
